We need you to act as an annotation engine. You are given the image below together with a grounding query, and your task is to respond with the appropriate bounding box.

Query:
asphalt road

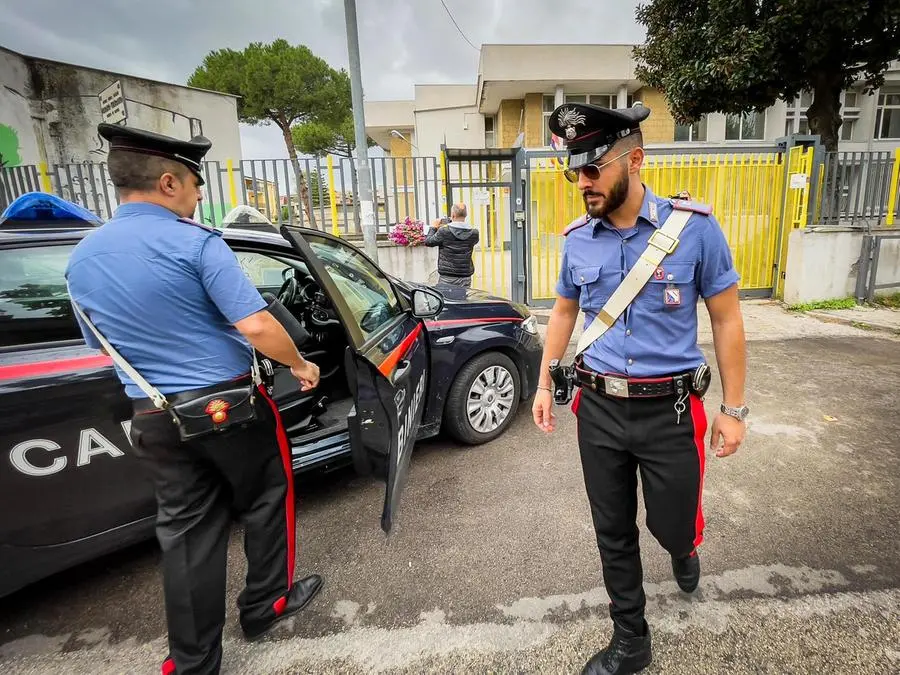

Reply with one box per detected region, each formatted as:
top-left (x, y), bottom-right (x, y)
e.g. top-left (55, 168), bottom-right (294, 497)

top-left (1, 323), bottom-right (899, 673)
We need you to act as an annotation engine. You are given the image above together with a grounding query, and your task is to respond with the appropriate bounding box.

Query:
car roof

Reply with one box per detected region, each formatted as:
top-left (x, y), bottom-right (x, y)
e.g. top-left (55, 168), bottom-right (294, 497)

top-left (0, 224), bottom-right (321, 250)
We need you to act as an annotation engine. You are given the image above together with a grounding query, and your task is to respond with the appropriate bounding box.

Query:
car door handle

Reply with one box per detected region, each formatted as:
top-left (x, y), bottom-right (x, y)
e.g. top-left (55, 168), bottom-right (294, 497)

top-left (391, 359), bottom-right (411, 385)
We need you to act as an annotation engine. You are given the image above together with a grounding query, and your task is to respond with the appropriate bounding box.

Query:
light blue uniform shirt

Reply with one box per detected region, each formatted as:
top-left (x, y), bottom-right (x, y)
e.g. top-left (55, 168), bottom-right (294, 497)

top-left (65, 202), bottom-right (267, 398)
top-left (556, 185), bottom-right (740, 377)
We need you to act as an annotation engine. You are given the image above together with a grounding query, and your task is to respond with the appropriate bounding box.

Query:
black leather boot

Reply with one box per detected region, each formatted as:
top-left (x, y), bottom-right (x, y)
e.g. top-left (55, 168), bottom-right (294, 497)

top-left (243, 574), bottom-right (324, 641)
top-left (672, 550), bottom-right (701, 593)
top-left (581, 620), bottom-right (652, 675)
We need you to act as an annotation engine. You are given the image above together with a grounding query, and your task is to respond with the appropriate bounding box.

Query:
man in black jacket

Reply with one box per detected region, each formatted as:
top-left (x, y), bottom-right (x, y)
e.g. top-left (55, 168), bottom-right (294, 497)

top-left (425, 203), bottom-right (479, 287)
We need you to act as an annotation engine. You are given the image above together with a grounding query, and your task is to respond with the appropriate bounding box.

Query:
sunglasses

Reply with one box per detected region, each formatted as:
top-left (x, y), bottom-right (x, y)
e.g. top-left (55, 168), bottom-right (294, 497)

top-left (563, 149), bottom-right (633, 184)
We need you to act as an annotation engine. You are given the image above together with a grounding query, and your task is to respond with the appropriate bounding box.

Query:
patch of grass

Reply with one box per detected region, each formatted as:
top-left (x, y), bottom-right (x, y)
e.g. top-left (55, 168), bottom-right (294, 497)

top-left (850, 321), bottom-right (874, 331)
top-left (786, 297), bottom-right (857, 312)
top-left (870, 292), bottom-right (900, 309)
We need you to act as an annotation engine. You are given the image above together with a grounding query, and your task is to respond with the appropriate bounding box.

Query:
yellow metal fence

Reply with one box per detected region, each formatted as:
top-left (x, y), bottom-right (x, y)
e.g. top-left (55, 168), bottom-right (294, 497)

top-left (527, 151), bottom-right (809, 300)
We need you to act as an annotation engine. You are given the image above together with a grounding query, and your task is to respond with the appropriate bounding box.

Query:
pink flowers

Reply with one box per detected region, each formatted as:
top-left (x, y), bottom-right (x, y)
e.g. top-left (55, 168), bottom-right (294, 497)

top-left (388, 216), bottom-right (426, 246)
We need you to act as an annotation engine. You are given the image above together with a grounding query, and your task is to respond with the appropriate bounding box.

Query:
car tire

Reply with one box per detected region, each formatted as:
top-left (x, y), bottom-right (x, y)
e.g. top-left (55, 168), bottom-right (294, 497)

top-left (443, 351), bottom-right (521, 445)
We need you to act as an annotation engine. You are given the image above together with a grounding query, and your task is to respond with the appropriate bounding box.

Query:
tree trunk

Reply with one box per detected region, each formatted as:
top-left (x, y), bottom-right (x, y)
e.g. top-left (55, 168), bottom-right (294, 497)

top-left (807, 73), bottom-right (843, 152)
top-left (276, 117), bottom-right (318, 229)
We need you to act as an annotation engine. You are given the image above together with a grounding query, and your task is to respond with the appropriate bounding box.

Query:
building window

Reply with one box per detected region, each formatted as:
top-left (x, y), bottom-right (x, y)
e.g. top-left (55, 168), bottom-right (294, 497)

top-left (564, 93), bottom-right (634, 109)
top-left (875, 89), bottom-right (900, 139)
top-left (674, 117), bottom-right (708, 142)
top-left (543, 95), bottom-right (556, 146)
top-left (484, 116), bottom-right (496, 148)
top-left (725, 111), bottom-right (765, 141)
top-left (785, 90), bottom-right (861, 141)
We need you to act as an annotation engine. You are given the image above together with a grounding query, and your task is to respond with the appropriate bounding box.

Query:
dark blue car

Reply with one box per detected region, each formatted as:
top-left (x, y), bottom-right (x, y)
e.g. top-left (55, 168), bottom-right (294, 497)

top-left (0, 194), bottom-right (542, 599)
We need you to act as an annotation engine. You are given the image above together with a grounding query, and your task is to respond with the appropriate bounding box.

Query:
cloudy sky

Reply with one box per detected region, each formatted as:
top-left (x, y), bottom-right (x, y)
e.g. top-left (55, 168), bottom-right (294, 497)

top-left (0, 0), bottom-right (644, 159)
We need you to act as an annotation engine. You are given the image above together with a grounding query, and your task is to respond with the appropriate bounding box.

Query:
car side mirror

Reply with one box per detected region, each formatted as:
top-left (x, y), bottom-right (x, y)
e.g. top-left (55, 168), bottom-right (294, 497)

top-left (411, 288), bottom-right (443, 318)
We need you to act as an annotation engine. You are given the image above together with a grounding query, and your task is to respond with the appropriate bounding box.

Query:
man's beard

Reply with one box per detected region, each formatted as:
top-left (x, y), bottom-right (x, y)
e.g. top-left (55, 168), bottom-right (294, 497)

top-left (583, 168), bottom-right (629, 219)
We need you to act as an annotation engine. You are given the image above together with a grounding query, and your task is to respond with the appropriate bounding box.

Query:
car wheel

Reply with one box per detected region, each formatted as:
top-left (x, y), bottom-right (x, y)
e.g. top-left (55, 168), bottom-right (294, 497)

top-left (443, 351), bottom-right (521, 445)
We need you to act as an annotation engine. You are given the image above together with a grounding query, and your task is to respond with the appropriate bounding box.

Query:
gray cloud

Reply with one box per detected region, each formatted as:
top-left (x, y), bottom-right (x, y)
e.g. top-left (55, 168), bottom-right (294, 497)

top-left (0, 0), bottom-right (643, 157)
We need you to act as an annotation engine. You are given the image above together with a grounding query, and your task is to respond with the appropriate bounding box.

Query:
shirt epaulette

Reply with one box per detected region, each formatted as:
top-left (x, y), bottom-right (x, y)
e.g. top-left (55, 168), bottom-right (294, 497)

top-left (177, 217), bottom-right (222, 235)
top-left (669, 199), bottom-right (712, 216)
top-left (563, 214), bottom-right (589, 236)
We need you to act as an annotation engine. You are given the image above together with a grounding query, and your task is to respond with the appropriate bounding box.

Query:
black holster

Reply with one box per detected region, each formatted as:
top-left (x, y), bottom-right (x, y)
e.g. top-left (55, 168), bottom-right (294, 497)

top-left (548, 358), bottom-right (576, 405)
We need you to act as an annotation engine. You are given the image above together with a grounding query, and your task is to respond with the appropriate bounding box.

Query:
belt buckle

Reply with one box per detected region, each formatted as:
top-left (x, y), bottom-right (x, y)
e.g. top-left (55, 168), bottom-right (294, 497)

top-left (603, 376), bottom-right (630, 398)
top-left (648, 230), bottom-right (678, 254)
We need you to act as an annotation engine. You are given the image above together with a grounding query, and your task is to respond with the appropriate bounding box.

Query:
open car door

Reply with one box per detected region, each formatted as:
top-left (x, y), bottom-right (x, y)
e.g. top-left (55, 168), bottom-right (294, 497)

top-left (280, 227), bottom-right (442, 533)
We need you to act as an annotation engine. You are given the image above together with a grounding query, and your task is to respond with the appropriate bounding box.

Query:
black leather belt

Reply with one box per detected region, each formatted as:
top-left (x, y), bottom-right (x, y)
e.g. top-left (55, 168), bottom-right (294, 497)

top-left (132, 373), bottom-right (254, 414)
top-left (574, 364), bottom-right (693, 399)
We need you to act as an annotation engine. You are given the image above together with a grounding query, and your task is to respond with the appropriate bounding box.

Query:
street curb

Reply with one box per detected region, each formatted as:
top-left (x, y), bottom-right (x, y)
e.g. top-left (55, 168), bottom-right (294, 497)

top-left (804, 310), bottom-right (900, 335)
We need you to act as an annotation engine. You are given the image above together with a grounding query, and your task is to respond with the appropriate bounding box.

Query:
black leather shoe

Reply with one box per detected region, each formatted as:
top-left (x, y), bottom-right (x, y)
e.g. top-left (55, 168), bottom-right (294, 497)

top-left (672, 551), bottom-right (701, 593)
top-left (581, 621), bottom-right (652, 675)
top-left (243, 574), bottom-right (324, 641)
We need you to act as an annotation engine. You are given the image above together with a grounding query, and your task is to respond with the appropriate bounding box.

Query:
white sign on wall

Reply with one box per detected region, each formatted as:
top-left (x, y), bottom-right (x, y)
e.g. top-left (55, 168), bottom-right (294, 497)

top-left (98, 81), bottom-right (127, 124)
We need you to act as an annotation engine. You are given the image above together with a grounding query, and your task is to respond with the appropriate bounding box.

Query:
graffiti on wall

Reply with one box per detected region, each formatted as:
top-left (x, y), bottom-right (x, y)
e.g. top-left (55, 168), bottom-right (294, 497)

top-left (0, 124), bottom-right (22, 168)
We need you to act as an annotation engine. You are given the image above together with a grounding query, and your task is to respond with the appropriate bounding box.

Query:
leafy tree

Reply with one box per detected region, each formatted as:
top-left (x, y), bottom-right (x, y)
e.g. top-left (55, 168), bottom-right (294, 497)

top-left (292, 69), bottom-right (374, 231)
top-left (633, 1), bottom-right (900, 151)
top-left (188, 39), bottom-right (346, 228)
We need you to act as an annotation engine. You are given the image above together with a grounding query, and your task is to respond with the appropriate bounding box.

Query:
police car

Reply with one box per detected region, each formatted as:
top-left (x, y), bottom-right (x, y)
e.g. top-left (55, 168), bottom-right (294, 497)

top-left (0, 194), bottom-right (543, 599)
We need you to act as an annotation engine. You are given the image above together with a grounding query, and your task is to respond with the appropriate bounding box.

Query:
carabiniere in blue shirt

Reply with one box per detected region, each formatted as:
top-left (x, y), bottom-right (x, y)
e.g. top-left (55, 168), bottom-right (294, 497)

top-left (65, 202), bottom-right (268, 399)
top-left (556, 184), bottom-right (740, 378)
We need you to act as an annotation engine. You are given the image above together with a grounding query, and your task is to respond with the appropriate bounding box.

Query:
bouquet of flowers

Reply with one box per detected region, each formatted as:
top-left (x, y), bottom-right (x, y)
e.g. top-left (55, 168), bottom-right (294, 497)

top-left (388, 216), bottom-right (426, 246)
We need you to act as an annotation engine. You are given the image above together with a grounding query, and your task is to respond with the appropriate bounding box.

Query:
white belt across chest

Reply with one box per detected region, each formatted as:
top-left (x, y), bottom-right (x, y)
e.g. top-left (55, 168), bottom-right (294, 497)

top-left (575, 207), bottom-right (693, 356)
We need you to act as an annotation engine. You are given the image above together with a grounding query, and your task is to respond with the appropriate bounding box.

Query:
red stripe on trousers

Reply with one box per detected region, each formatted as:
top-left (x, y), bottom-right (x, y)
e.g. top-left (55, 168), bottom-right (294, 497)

top-left (571, 387), bottom-right (583, 416)
top-left (689, 394), bottom-right (708, 550)
top-left (258, 386), bottom-right (296, 589)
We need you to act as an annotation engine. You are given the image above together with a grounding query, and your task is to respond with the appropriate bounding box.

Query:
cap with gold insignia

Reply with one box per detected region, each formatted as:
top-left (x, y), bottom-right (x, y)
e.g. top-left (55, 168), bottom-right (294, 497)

top-left (97, 123), bottom-right (213, 185)
top-left (548, 102), bottom-right (651, 170)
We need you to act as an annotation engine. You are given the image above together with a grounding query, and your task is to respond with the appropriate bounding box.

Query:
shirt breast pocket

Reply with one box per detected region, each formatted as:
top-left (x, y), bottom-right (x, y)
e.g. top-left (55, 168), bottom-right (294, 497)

top-left (637, 261), bottom-right (698, 313)
top-left (572, 265), bottom-right (617, 309)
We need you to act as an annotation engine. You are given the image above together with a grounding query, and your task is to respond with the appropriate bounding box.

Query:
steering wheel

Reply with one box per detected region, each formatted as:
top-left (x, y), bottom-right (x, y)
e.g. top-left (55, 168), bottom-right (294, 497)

top-left (277, 274), bottom-right (299, 307)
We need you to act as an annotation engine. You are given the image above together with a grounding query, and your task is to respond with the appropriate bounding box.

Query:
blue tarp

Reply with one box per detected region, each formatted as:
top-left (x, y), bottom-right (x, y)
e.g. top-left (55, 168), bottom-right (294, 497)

top-left (0, 192), bottom-right (103, 227)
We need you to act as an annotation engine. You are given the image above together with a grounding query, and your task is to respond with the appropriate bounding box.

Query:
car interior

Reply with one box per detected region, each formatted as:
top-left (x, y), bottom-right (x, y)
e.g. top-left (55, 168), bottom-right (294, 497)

top-left (251, 253), bottom-right (357, 458)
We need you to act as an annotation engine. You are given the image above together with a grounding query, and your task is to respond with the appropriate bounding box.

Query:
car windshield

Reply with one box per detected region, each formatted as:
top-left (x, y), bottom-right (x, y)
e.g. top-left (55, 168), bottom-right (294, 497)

top-left (304, 234), bottom-right (403, 341)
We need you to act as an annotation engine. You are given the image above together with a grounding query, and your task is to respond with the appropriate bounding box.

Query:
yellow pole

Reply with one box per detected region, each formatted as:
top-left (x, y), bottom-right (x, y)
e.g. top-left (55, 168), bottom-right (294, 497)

top-left (439, 151), bottom-right (448, 213)
top-left (326, 155), bottom-right (340, 235)
top-left (38, 162), bottom-right (53, 193)
top-left (225, 160), bottom-right (238, 208)
top-left (886, 148), bottom-right (900, 227)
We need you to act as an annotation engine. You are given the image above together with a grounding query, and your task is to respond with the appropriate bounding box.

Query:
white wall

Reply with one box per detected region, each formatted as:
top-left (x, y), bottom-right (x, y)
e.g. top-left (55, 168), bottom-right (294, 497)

top-left (376, 242), bottom-right (439, 283)
top-left (783, 228), bottom-right (900, 303)
top-left (0, 49), bottom-right (44, 167)
top-left (0, 47), bottom-right (241, 169)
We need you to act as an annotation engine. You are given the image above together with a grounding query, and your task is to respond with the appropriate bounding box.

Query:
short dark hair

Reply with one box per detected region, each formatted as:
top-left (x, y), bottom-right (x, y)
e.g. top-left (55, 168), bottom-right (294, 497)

top-left (616, 130), bottom-right (644, 152)
top-left (106, 149), bottom-right (190, 192)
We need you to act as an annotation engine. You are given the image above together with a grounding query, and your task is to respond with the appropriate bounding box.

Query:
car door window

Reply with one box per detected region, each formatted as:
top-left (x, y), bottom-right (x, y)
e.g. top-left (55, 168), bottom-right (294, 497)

top-left (304, 235), bottom-right (403, 341)
top-left (0, 244), bottom-right (80, 347)
top-left (234, 251), bottom-right (299, 291)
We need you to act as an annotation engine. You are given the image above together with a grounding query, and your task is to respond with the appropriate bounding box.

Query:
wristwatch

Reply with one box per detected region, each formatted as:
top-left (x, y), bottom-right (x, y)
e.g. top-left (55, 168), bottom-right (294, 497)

top-left (720, 403), bottom-right (750, 421)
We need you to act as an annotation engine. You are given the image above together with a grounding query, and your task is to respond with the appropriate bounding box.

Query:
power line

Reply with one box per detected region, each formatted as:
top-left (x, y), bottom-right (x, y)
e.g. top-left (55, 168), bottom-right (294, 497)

top-left (438, 0), bottom-right (479, 51)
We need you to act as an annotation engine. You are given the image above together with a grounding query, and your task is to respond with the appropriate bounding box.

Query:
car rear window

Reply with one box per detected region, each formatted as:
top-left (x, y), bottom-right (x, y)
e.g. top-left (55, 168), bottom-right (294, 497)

top-left (0, 244), bottom-right (81, 347)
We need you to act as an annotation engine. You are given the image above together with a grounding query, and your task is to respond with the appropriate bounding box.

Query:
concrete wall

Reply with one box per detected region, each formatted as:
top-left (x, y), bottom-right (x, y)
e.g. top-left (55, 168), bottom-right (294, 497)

top-left (414, 106), bottom-right (483, 159)
top-left (479, 44), bottom-right (635, 84)
top-left (0, 47), bottom-right (241, 168)
top-left (376, 242), bottom-right (439, 284)
top-left (0, 49), bottom-right (44, 167)
top-left (783, 228), bottom-right (900, 303)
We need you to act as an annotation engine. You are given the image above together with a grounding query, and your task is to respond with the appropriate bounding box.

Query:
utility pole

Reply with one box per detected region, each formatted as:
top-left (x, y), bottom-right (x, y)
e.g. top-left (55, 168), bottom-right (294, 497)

top-left (343, 0), bottom-right (378, 262)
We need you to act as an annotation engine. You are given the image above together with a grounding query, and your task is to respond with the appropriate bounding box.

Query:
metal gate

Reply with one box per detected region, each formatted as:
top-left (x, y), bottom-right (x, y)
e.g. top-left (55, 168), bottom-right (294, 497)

top-left (524, 147), bottom-right (793, 304)
top-left (442, 148), bottom-right (526, 302)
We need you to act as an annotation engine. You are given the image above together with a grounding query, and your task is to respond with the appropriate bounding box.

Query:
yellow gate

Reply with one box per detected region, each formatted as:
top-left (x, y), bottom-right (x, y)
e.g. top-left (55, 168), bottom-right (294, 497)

top-left (527, 151), bottom-right (794, 301)
top-left (774, 145), bottom-right (814, 298)
top-left (442, 151), bottom-right (515, 298)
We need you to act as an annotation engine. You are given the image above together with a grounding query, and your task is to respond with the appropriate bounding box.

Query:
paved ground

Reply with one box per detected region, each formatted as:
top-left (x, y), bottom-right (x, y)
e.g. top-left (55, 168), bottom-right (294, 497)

top-left (1, 302), bottom-right (898, 674)
top-left (806, 304), bottom-right (900, 335)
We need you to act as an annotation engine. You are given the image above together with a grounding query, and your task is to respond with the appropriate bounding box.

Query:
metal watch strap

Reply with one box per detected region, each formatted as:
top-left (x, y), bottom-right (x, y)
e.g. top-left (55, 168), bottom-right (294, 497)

top-left (575, 208), bottom-right (693, 356)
